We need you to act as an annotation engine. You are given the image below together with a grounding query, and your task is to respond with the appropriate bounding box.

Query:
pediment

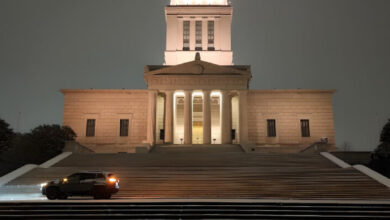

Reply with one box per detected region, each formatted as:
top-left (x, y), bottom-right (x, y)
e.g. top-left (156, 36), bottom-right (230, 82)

top-left (145, 60), bottom-right (251, 77)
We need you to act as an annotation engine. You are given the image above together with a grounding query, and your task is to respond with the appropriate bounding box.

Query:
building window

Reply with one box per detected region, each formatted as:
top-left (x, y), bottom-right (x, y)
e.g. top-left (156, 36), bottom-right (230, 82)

top-left (301, 119), bottom-right (310, 137)
top-left (120, 119), bottom-right (129, 137)
top-left (160, 129), bottom-right (165, 140)
top-left (183, 21), bottom-right (190, 51)
top-left (195, 21), bottom-right (202, 51)
top-left (86, 119), bottom-right (96, 137)
top-left (207, 20), bottom-right (215, 51)
top-left (267, 119), bottom-right (276, 137)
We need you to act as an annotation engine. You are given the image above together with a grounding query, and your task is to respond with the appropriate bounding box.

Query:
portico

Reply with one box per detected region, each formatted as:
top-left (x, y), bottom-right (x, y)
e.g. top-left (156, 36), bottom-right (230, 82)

top-left (153, 89), bottom-right (246, 145)
top-left (144, 55), bottom-right (251, 146)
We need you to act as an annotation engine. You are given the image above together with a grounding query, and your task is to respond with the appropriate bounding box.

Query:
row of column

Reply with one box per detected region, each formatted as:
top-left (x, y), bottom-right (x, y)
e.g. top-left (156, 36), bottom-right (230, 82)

top-left (147, 90), bottom-right (248, 145)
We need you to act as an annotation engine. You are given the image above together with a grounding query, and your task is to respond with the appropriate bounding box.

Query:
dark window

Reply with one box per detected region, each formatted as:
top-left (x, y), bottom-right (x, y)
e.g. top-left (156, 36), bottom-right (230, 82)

top-left (67, 173), bottom-right (81, 183)
top-left (95, 173), bottom-right (105, 179)
top-left (120, 119), bottom-right (129, 137)
top-left (301, 119), bottom-right (310, 137)
top-left (183, 21), bottom-right (190, 51)
top-left (160, 129), bottom-right (165, 140)
top-left (267, 119), bottom-right (276, 137)
top-left (80, 173), bottom-right (96, 180)
top-left (86, 119), bottom-right (95, 137)
top-left (207, 21), bottom-right (215, 51)
top-left (231, 129), bottom-right (236, 140)
top-left (195, 21), bottom-right (202, 51)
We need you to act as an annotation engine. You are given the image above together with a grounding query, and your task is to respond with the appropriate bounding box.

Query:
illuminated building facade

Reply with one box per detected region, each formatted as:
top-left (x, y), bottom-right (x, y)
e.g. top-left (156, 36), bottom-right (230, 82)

top-left (62, 1), bottom-right (335, 152)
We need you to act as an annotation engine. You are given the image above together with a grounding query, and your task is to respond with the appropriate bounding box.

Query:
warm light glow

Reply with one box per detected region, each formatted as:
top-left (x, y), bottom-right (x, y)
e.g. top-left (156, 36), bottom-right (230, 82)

top-left (192, 91), bottom-right (204, 97)
top-left (109, 178), bottom-right (117, 183)
top-left (211, 91), bottom-right (221, 97)
top-left (174, 91), bottom-right (185, 97)
top-left (62, 178), bottom-right (68, 183)
top-left (170, 0), bottom-right (228, 5)
top-left (174, 91), bottom-right (185, 144)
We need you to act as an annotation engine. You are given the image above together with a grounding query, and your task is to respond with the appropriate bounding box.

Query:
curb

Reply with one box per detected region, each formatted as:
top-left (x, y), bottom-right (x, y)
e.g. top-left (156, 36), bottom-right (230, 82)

top-left (39, 152), bottom-right (72, 168)
top-left (320, 152), bottom-right (351, 168)
top-left (0, 164), bottom-right (38, 187)
top-left (353, 165), bottom-right (390, 189)
top-left (0, 152), bottom-right (73, 187)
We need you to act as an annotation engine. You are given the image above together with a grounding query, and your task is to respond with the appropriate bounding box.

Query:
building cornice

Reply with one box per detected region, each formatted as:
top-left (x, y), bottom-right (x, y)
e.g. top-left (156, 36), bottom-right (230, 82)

top-left (249, 89), bottom-right (336, 94)
top-left (165, 5), bottom-right (232, 16)
top-left (60, 89), bottom-right (148, 94)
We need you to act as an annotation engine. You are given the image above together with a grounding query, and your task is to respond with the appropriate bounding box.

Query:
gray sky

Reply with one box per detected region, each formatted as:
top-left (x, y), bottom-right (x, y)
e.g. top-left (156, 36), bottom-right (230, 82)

top-left (0, 0), bottom-right (389, 151)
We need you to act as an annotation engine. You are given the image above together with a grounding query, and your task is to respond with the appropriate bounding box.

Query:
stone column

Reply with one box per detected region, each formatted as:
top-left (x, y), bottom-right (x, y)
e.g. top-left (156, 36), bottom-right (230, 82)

top-left (184, 90), bottom-right (192, 144)
top-left (238, 90), bottom-right (249, 144)
top-left (146, 90), bottom-right (157, 146)
top-left (203, 90), bottom-right (211, 144)
top-left (177, 20), bottom-right (183, 50)
top-left (164, 91), bottom-right (174, 144)
top-left (221, 90), bottom-right (232, 144)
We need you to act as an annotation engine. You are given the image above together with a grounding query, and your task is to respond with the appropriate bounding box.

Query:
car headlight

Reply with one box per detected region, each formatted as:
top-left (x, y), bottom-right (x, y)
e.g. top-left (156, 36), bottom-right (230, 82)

top-left (40, 182), bottom-right (47, 188)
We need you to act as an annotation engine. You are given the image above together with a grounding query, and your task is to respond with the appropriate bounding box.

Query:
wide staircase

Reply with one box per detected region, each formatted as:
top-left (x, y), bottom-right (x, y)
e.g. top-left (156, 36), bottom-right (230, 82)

top-left (4, 151), bottom-right (390, 200)
top-left (1, 201), bottom-right (390, 219)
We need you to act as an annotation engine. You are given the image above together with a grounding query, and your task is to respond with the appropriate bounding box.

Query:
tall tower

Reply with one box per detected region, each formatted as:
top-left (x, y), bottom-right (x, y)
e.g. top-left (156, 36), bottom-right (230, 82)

top-left (165, 0), bottom-right (233, 66)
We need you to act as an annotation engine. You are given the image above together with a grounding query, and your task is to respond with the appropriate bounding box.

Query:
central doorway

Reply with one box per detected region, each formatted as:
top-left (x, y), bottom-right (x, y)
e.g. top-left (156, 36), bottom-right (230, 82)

top-left (192, 92), bottom-right (203, 144)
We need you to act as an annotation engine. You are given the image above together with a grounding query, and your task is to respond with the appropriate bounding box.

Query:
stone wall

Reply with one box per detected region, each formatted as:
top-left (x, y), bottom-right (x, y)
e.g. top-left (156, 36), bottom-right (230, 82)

top-left (247, 90), bottom-right (335, 146)
top-left (62, 90), bottom-right (149, 152)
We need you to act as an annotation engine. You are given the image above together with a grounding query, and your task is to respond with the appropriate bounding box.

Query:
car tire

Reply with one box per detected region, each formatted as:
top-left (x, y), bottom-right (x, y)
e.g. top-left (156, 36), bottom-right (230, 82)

top-left (103, 193), bottom-right (112, 199)
top-left (58, 193), bottom-right (68, 200)
top-left (92, 186), bottom-right (105, 199)
top-left (93, 193), bottom-right (104, 200)
top-left (46, 187), bottom-right (59, 200)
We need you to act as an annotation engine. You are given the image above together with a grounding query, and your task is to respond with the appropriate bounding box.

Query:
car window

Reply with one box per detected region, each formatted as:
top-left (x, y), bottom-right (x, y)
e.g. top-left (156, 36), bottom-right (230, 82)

top-left (67, 174), bottom-right (80, 183)
top-left (80, 173), bottom-right (96, 180)
top-left (96, 173), bottom-right (105, 179)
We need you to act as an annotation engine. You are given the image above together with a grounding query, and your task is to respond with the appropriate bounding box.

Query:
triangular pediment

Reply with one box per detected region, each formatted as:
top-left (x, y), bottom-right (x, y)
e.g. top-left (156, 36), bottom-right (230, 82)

top-left (145, 60), bottom-right (251, 77)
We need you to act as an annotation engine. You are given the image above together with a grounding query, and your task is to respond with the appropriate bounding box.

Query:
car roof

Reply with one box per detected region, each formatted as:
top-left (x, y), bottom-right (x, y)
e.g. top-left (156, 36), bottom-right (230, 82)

top-left (77, 171), bottom-right (108, 174)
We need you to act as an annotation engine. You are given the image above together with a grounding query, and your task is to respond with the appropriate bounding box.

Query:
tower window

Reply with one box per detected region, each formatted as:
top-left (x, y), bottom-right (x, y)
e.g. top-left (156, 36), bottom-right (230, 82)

top-left (183, 21), bottom-right (190, 51)
top-left (267, 119), bottom-right (276, 137)
top-left (195, 21), bottom-right (202, 51)
top-left (120, 119), bottom-right (129, 137)
top-left (207, 20), bottom-right (215, 51)
top-left (301, 119), bottom-right (310, 137)
top-left (86, 119), bottom-right (96, 137)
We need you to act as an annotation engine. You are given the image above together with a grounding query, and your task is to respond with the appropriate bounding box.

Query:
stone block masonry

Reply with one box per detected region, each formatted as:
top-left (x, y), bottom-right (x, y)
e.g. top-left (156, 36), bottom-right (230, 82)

top-left (247, 90), bottom-right (335, 146)
top-left (61, 90), bottom-right (149, 152)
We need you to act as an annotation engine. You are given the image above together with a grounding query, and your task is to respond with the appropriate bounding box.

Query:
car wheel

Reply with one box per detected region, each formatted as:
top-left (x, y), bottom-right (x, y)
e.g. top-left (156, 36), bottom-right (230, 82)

top-left (103, 193), bottom-right (112, 199)
top-left (46, 187), bottom-right (59, 200)
top-left (58, 193), bottom-right (68, 200)
top-left (93, 193), bottom-right (104, 200)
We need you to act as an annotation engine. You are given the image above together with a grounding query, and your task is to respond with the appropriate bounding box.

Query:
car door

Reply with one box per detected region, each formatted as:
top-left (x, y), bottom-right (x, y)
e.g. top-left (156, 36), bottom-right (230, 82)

top-left (79, 173), bottom-right (97, 193)
top-left (60, 173), bottom-right (81, 195)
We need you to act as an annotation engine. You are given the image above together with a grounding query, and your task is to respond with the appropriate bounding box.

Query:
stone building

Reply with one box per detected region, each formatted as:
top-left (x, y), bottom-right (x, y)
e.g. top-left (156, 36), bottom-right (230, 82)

top-left (62, 0), bottom-right (335, 152)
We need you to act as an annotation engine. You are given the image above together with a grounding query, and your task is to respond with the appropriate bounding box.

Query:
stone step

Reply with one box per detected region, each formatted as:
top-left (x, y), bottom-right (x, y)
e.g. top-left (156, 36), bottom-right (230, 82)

top-left (3, 153), bottom-right (390, 200)
top-left (151, 144), bottom-right (244, 153)
top-left (1, 202), bottom-right (390, 219)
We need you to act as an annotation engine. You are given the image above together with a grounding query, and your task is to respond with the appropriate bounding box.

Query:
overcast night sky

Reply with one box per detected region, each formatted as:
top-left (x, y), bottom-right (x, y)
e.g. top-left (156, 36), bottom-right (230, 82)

top-left (0, 0), bottom-right (389, 151)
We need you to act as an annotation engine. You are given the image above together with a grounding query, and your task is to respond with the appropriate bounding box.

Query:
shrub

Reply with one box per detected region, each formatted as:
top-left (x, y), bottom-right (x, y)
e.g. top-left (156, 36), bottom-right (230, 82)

top-left (5, 125), bottom-right (76, 165)
top-left (380, 119), bottom-right (390, 143)
top-left (0, 118), bottom-right (14, 153)
top-left (370, 119), bottom-right (390, 177)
